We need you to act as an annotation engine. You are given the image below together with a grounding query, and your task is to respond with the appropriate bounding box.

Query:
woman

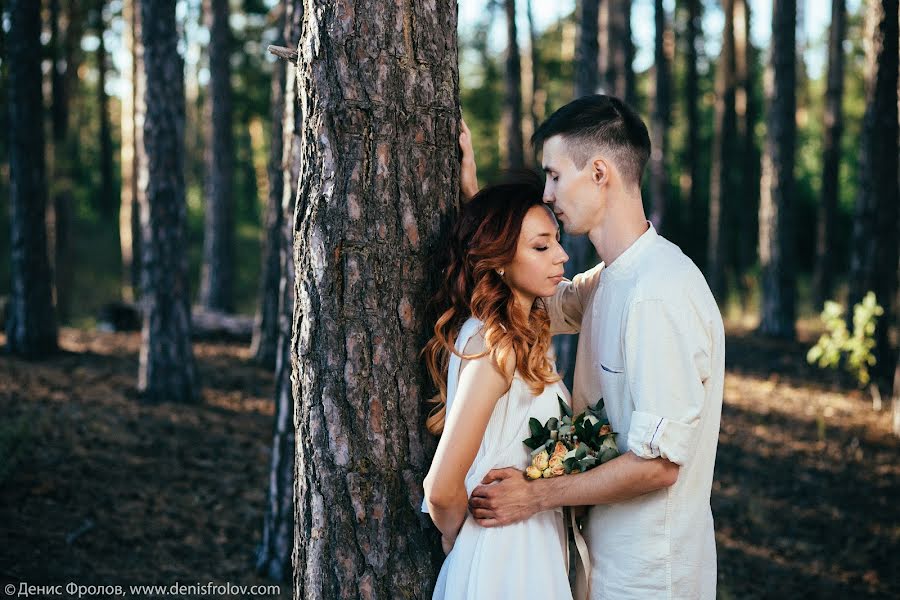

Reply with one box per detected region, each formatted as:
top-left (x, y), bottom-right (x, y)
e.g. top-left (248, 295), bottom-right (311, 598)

top-left (421, 126), bottom-right (574, 599)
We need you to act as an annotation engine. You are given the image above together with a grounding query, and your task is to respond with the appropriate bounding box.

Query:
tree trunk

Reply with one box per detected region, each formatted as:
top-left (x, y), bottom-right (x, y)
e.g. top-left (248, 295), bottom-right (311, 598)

top-left (199, 0), bottom-right (236, 313)
top-left (649, 0), bottom-right (672, 233)
top-left (502, 0), bottom-right (525, 168)
top-left (290, 0), bottom-right (458, 596)
top-left (138, 0), bottom-right (199, 403)
top-left (257, 2), bottom-right (302, 582)
top-left (707, 0), bottom-right (736, 302)
top-left (574, 0), bottom-right (600, 98)
top-left (679, 0), bottom-right (703, 265)
top-left (525, 0), bottom-right (542, 136)
top-left (848, 0), bottom-right (899, 392)
top-left (6, 0), bottom-right (58, 357)
top-left (733, 0), bottom-right (760, 309)
top-left (599, 0), bottom-right (635, 105)
top-left (251, 11), bottom-right (287, 370)
top-left (120, 0), bottom-right (143, 303)
top-left (812, 0), bottom-right (846, 308)
top-left (758, 0), bottom-right (797, 338)
top-left (95, 0), bottom-right (116, 220)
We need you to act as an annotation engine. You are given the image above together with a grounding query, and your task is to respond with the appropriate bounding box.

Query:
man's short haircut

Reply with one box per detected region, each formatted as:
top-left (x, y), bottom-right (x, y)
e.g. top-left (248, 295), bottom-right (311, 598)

top-left (531, 94), bottom-right (651, 188)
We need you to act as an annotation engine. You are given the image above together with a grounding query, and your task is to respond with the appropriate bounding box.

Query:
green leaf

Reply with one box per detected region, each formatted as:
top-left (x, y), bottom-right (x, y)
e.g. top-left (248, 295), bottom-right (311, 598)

top-left (528, 418), bottom-right (544, 438)
top-left (522, 435), bottom-right (544, 450)
top-left (558, 396), bottom-right (573, 419)
top-left (545, 417), bottom-right (559, 431)
top-left (575, 443), bottom-right (589, 460)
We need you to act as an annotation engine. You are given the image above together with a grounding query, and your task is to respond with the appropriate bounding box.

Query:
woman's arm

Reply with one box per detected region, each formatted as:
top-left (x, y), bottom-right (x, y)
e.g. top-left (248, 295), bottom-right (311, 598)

top-left (459, 119), bottom-right (479, 201)
top-left (423, 333), bottom-right (514, 547)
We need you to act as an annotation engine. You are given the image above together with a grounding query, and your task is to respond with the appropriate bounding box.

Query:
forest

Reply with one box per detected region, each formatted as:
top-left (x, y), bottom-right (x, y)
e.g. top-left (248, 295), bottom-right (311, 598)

top-left (0, 0), bottom-right (898, 598)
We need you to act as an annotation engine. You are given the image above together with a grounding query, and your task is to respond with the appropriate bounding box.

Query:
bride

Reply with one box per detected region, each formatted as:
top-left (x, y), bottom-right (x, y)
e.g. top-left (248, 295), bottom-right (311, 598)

top-left (421, 124), bottom-right (575, 600)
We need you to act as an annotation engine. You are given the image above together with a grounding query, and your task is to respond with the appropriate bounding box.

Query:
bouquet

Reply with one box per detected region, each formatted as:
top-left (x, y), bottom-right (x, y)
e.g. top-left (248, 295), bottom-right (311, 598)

top-left (523, 397), bottom-right (620, 479)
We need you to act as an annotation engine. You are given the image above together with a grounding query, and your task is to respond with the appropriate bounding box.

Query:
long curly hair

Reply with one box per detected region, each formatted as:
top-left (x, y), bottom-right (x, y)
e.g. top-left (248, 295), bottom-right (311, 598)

top-left (423, 170), bottom-right (561, 435)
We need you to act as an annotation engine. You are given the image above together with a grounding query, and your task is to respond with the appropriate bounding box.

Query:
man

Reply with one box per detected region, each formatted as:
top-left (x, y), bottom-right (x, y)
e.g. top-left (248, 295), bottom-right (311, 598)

top-left (468, 95), bottom-right (725, 599)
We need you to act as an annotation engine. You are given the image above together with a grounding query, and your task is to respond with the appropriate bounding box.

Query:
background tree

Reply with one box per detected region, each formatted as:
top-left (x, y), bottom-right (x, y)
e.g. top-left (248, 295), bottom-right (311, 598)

top-left (5, 0), bottom-right (58, 357)
top-left (599, 0), bottom-right (635, 105)
top-left (138, 0), bottom-right (198, 403)
top-left (574, 0), bottom-right (600, 98)
top-left (199, 0), bottom-right (236, 313)
top-left (120, 0), bottom-right (143, 303)
top-left (847, 0), bottom-right (898, 393)
top-left (677, 0), bottom-right (704, 263)
top-left (758, 0), bottom-right (797, 338)
top-left (289, 0), bottom-right (459, 595)
top-left (256, 1), bottom-right (301, 580)
top-left (502, 0), bottom-right (525, 168)
top-left (94, 0), bottom-right (116, 221)
top-left (707, 0), bottom-right (737, 302)
top-left (649, 0), bottom-right (673, 233)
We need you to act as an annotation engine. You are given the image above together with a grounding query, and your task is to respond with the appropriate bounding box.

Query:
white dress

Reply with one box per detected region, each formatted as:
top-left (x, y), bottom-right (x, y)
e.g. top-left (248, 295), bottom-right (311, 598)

top-left (423, 316), bottom-right (573, 600)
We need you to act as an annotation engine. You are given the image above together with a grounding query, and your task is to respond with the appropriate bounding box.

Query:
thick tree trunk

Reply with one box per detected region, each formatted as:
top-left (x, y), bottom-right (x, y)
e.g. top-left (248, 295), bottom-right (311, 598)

top-left (6, 0), bottom-right (58, 357)
top-left (599, 0), bottom-right (635, 105)
top-left (120, 0), bottom-right (143, 303)
top-left (257, 3), bottom-right (302, 582)
top-left (95, 0), bottom-right (116, 220)
top-left (251, 9), bottom-right (287, 370)
top-left (199, 0), bottom-right (236, 313)
top-left (758, 0), bottom-right (797, 338)
top-left (649, 0), bottom-right (672, 233)
top-left (290, 0), bottom-right (458, 596)
top-left (812, 0), bottom-right (846, 308)
top-left (679, 0), bottom-right (703, 264)
top-left (707, 0), bottom-right (736, 302)
top-left (848, 0), bottom-right (899, 392)
top-left (502, 0), bottom-right (525, 168)
top-left (574, 0), bottom-right (600, 98)
top-left (138, 0), bottom-right (198, 403)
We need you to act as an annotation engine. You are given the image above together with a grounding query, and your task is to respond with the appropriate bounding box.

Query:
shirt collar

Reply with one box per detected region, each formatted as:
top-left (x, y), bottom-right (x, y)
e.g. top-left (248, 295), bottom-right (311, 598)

top-left (599, 221), bottom-right (658, 280)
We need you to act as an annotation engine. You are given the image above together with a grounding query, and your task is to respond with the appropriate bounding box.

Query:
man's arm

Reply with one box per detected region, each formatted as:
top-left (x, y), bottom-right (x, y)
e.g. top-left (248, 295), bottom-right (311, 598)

top-left (468, 451), bottom-right (677, 527)
top-left (543, 262), bottom-right (603, 335)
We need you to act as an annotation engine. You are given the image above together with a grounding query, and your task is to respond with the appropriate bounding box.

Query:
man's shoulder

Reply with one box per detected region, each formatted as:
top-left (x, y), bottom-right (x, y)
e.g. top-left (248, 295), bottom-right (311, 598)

top-left (631, 237), bottom-right (710, 302)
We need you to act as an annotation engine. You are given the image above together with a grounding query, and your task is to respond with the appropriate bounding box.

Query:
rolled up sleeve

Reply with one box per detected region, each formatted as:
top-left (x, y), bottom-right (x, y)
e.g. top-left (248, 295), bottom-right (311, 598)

top-left (623, 298), bottom-right (711, 466)
top-left (544, 263), bottom-right (604, 335)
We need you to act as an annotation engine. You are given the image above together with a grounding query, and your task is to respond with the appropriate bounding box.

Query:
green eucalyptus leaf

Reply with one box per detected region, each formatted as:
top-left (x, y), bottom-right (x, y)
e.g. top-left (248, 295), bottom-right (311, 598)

top-left (558, 396), bottom-right (573, 419)
top-left (529, 418), bottom-right (543, 438)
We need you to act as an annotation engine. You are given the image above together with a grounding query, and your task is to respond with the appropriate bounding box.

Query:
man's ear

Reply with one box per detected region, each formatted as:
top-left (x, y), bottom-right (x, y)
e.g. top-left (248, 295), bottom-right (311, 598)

top-left (591, 157), bottom-right (610, 187)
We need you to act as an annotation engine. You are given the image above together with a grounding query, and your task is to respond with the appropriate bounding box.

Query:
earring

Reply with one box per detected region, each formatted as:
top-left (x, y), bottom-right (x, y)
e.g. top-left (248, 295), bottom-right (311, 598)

top-left (498, 269), bottom-right (505, 277)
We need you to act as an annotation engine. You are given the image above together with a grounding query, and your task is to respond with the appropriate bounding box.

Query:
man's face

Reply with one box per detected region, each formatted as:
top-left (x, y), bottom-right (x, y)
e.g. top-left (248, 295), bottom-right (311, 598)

top-left (540, 135), bottom-right (604, 236)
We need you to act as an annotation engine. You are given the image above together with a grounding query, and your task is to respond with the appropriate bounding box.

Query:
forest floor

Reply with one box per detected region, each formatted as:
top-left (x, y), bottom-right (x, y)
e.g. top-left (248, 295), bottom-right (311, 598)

top-left (0, 324), bottom-right (897, 600)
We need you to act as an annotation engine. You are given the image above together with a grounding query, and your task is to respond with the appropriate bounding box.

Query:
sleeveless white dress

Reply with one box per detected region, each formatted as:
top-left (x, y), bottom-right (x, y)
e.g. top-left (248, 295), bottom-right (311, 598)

top-left (423, 316), bottom-right (573, 600)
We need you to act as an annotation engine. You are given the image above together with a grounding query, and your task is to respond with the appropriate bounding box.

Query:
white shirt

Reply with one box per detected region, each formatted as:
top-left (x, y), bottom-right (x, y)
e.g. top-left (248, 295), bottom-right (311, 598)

top-left (545, 223), bottom-right (725, 599)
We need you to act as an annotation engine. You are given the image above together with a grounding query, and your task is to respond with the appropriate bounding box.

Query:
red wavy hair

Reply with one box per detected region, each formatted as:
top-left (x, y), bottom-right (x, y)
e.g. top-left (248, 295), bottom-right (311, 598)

top-left (423, 170), bottom-right (560, 435)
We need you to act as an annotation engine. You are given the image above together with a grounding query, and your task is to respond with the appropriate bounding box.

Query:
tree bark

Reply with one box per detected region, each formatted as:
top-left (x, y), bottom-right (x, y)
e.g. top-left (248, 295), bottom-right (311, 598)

top-left (758, 0), bottom-right (797, 338)
top-left (848, 0), bottom-right (899, 392)
top-left (251, 8), bottom-right (287, 370)
top-left (502, 0), bottom-right (525, 168)
top-left (679, 0), bottom-right (703, 265)
top-left (649, 0), bottom-right (672, 233)
top-left (290, 0), bottom-right (458, 596)
top-left (138, 0), bottom-right (199, 403)
top-left (574, 0), bottom-right (600, 98)
top-left (6, 0), bottom-right (58, 357)
top-left (599, 0), bottom-right (635, 105)
top-left (199, 0), bottom-right (236, 313)
top-left (707, 0), bottom-right (736, 302)
top-left (257, 2), bottom-right (302, 582)
top-left (525, 0), bottom-right (542, 137)
top-left (812, 0), bottom-right (846, 308)
top-left (95, 0), bottom-right (116, 220)
top-left (120, 0), bottom-right (143, 303)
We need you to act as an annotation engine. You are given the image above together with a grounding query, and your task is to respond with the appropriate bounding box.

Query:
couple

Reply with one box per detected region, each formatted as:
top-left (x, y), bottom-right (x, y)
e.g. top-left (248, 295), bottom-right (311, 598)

top-left (421, 94), bottom-right (725, 600)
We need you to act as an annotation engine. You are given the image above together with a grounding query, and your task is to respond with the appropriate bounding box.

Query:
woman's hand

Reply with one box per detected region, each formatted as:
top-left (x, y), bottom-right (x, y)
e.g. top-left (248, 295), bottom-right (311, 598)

top-left (459, 118), bottom-right (478, 201)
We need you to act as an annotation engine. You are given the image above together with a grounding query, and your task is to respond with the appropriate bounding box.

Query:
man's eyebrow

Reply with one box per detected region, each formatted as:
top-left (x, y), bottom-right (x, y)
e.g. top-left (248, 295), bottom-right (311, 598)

top-left (542, 166), bottom-right (554, 173)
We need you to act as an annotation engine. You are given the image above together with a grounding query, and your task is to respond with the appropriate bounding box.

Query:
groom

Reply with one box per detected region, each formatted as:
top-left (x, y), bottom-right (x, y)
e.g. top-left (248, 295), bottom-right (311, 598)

top-left (468, 95), bottom-right (725, 599)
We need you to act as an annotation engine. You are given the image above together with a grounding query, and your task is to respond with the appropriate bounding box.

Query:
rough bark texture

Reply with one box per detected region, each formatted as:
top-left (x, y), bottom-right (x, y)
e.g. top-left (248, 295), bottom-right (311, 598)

top-left (137, 0), bottom-right (199, 403)
top-left (199, 0), bottom-right (236, 313)
top-left (758, 0), bottom-right (797, 338)
top-left (120, 0), bottom-right (143, 303)
top-left (95, 0), bottom-right (116, 220)
top-left (848, 0), bottom-right (899, 391)
top-left (6, 0), bottom-right (58, 357)
top-left (707, 0), bottom-right (736, 302)
top-left (256, 2), bottom-right (301, 580)
top-left (290, 0), bottom-right (458, 596)
top-left (502, 0), bottom-right (525, 168)
top-left (649, 0), bottom-right (672, 234)
top-left (679, 0), bottom-right (703, 264)
top-left (251, 8), bottom-right (287, 369)
top-left (812, 0), bottom-right (846, 308)
top-left (599, 0), bottom-right (635, 105)
top-left (574, 0), bottom-right (600, 98)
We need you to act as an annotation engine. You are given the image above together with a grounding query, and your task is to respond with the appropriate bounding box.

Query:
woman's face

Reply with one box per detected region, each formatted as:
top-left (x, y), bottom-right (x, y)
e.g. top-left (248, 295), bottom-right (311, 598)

top-left (503, 205), bottom-right (569, 307)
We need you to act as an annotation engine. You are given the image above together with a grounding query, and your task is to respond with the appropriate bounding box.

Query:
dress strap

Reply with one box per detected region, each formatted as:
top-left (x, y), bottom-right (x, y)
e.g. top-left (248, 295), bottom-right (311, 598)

top-left (444, 317), bottom-right (484, 418)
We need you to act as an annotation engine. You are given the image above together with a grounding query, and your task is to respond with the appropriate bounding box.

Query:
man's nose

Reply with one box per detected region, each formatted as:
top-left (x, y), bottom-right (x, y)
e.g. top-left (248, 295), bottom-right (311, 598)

top-left (542, 190), bottom-right (554, 204)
